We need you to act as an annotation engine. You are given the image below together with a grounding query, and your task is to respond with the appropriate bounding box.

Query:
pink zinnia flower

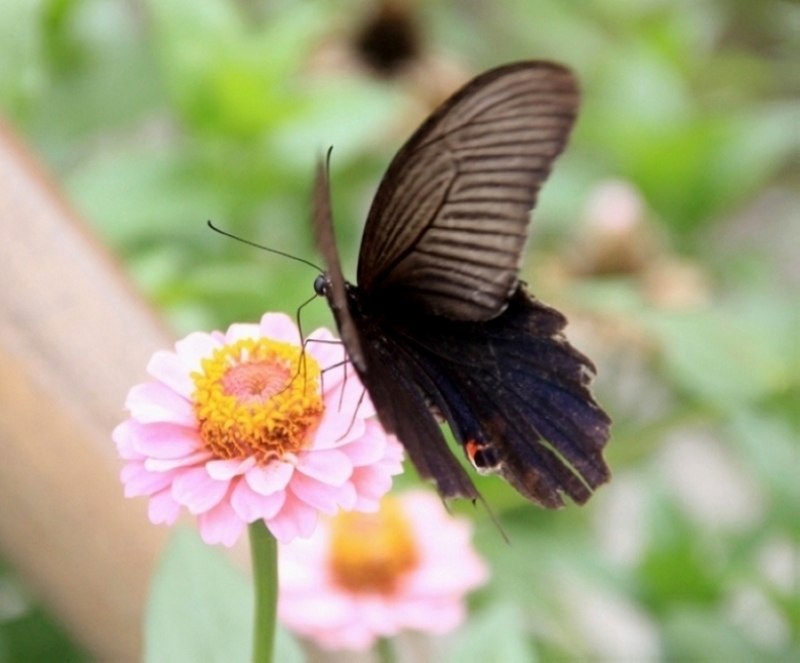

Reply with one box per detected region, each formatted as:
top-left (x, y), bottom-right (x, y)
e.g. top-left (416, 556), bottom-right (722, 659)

top-left (278, 490), bottom-right (490, 651)
top-left (113, 313), bottom-right (404, 546)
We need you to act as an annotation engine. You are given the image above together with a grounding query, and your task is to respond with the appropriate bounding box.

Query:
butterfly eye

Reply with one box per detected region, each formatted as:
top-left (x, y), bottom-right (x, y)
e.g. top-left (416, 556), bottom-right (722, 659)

top-left (313, 274), bottom-right (327, 297)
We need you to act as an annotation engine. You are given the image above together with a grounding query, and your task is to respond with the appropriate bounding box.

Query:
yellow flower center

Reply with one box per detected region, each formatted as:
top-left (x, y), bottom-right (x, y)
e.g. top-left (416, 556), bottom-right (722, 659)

top-left (191, 337), bottom-right (323, 463)
top-left (329, 496), bottom-right (419, 595)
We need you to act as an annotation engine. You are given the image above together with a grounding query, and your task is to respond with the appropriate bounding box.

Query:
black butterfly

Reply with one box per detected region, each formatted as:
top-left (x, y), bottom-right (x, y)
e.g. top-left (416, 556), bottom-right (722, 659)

top-left (312, 61), bottom-right (611, 508)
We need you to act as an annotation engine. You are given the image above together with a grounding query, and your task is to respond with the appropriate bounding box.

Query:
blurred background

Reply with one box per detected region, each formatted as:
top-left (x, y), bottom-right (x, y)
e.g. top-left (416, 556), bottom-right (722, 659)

top-left (0, 0), bottom-right (797, 660)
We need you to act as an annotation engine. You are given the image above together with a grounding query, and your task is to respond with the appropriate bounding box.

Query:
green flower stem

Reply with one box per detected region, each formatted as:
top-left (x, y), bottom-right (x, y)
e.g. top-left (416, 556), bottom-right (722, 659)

top-left (377, 637), bottom-right (397, 663)
top-left (249, 520), bottom-right (278, 663)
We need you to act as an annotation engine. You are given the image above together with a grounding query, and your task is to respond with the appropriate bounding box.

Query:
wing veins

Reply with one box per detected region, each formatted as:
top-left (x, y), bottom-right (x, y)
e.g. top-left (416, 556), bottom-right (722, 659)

top-left (358, 62), bottom-right (578, 319)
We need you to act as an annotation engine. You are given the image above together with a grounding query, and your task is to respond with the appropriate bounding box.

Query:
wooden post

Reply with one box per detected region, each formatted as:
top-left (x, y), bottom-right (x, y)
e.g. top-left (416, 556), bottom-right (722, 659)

top-left (0, 117), bottom-right (173, 661)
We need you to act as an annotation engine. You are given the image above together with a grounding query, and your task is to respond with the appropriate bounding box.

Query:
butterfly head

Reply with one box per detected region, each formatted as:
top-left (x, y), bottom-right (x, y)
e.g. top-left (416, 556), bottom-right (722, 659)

top-left (313, 274), bottom-right (329, 298)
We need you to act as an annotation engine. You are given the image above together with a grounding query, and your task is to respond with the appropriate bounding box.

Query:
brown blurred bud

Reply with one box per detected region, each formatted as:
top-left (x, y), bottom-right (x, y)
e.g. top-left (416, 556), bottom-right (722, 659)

top-left (641, 257), bottom-right (711, 309)
top-left (354, 0), bottom-right (422, 77)
top-left (568, 179), bottom-right (664, 277)
top-left (307, 1), bottom-right (469, 111)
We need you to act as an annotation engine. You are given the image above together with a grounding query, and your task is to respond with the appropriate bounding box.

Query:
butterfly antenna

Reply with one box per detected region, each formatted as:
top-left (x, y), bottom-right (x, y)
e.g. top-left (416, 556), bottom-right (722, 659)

top-left (206, 220), bottom-right (323, 272)
top-left (477, 495), bottom-right (510, 544)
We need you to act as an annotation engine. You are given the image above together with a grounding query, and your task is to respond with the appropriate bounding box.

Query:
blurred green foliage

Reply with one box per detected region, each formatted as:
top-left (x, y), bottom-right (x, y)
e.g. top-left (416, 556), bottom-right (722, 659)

top-left (145, 528), bottom-right (303, 663)
top-left (0, 0), bottom-right (797, 661)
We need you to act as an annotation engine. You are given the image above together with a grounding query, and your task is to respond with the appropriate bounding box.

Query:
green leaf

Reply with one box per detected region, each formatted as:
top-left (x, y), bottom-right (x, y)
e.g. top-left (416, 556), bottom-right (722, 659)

top-left (444, 603), bottom-right (536, 663)
top-left (662, 608), bottom-right (760, 662)
top-left (729, 413), bottom-right (800, 515)
top-left (638, 524), bottom-right (722, 610)
top-left (0, 0), bottom-right (45, 118)
top-left (144, 527), bottom-right (303, 663)
top-left (270, 79), bottom-right (402, 170)
top-left (642, 299), bottom-right (794, 409)
top-left (147, 0), bottom-right (324, 138)
top-left (67, 151), bottom-right (229, 246)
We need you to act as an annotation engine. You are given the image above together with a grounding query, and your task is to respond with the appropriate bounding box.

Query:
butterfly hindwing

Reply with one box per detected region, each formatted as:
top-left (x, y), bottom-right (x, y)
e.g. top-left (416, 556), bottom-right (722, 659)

top-left (366, 285), bottom-right (610, 506)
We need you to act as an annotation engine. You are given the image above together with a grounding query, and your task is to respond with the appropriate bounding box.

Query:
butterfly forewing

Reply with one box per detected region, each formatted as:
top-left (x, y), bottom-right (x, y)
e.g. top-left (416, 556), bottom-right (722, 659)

top-left (357, 61), bottom-right (579, 321)
top-left (311, 159), bottom-right (366, 371)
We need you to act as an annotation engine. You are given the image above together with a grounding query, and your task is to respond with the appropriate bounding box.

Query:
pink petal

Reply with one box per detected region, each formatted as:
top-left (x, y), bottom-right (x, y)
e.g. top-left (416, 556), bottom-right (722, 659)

top-left (245, 461), bottom-right (294, 495)
top-left (113, 421), bottom-right (141, 459)
top-left (206, 457), bottom-right (256, 480)
top-left (126, 382), bottom-right (195, 426)
top-left (326, 378), bottom-right (376, 421)
top-left (332, 481), bottom-right (357, 512)
top-left (318, 361), bottom-right (346, 394)
top-left (317, 622), bottom-right (377, 651)
top-left (171, 467), bottom-right (229, 514)
top-left (147, 350), bottom-right (195, 399)
top-left (392, 597), bottom-right (464, 633)
top-left (120, 461), bottom-right (144, 484)
top-left (343, 628), bottom-right (382, 651)
top-left (224, 323), bottom-right (262, 344)
top-left (353, 495), bottom-right (381, 513)
top-left (128, 421), bottom-right (200, 459)
top-left (295, 449), bottom-right (352, 485)
top-left (267, 491), bottom-right (319, 543)
top-left (278, 591), bottom-right (355, 631)
top-left (358, 597), bottom-right (400, 633)
top-left (400, 490), bottom-right (457, 526)
top-left (340, 427), bottom-right (387, 466)
top-left (174, 331), bottom-right (221, 373)
top-left (148, 489), bottom-right (182, 525)
top-left (350, 465), bottom-right (394, 502)
top-left (258, 313), bottom-right (301, 344)
top-left (144, 450), bottom-right (212, 472)
top-left (369, 447), bottom-right (406, 478)
top-left (278, 543), bottom-right (329, 588)
top-left (121, 463), bottom-right (176, 497)
top-left (289, 474), bottom-right (344, 515)
top-left (230, 479), bottom-right (286, 522)
top-left (197, 497), bottom-right (246, 547)
top-left (312, 414), bottom-right (365, 449)
top-left (374, 456), bottom-right (405, 478)
top-left (382, 448), bottom-right (405, 468)
top-left (306, 328), bottom-right (347, 374)
top-left (274, 489), bottom-right (488, 650)
top-left (407, 557), bottom-right (489, 594)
